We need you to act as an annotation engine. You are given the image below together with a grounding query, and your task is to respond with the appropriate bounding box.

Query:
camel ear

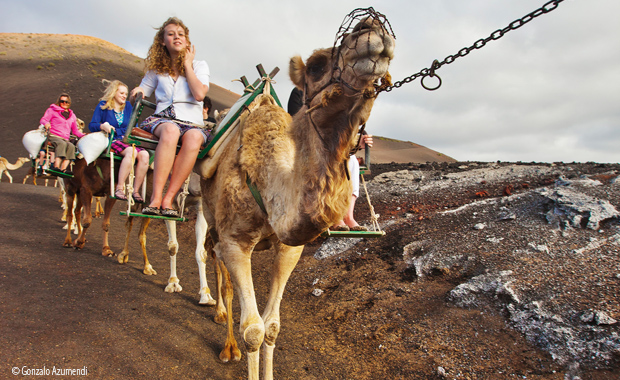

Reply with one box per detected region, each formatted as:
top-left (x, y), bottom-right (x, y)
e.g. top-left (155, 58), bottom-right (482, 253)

top-left (289, 56), bottom-right (306, 90)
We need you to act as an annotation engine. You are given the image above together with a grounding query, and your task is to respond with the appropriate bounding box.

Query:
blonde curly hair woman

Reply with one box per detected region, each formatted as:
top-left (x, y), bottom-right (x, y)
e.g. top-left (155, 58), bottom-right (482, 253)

top-left (130, 17), bottom-right (210, 217)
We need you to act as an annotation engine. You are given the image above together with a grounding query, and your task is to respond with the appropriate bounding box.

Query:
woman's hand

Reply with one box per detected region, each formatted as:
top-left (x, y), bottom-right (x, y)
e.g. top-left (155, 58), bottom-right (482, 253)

top-left (129, 87), bottom-right (144, 103)
top-left (184, 45), bottom-right (196, 69)
top-left (100, 122), bottom-right (115, 134)
top-left (360, 134), bottom-right (373, 148)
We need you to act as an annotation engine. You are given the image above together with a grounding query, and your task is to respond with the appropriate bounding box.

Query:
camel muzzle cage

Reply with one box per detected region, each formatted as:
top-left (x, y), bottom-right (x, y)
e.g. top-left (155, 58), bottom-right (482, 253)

top-left (331, 7), bottom-right (395, 96)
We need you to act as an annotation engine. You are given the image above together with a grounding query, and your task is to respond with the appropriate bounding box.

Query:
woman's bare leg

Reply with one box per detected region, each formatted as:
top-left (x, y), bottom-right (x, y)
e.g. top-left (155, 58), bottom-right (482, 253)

top-left (148, 122), bottom-right (181, 208)
top-left (160, 129), bottom-right (203, 210)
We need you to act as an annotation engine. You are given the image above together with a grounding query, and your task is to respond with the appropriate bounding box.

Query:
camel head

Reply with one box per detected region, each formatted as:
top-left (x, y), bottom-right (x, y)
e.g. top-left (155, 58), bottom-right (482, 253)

top-left (289, 8), bottom-right (395, 115)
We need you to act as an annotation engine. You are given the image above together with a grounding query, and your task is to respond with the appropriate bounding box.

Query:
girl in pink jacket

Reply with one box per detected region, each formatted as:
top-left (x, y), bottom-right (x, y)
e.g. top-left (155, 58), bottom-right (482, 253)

top-left (40, 93), bottom-right (85, 175)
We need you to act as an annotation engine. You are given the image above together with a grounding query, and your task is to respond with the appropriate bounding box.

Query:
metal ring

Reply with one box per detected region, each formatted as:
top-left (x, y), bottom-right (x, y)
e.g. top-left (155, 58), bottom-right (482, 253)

top-left (421, 74), bottom-right (442, 91)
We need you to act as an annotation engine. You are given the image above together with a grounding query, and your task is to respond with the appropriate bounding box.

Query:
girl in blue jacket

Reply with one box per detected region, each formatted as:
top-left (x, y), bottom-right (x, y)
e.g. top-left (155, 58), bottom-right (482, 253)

top-left (89, 80), bottom-right (149, 202)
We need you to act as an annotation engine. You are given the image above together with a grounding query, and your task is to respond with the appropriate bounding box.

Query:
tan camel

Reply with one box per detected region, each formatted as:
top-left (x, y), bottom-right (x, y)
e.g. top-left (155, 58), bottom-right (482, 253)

top-left (198, 14), bottom-right (394, 380)
top-left (116, 173), bottom-right (218, 306)
top-left (22, 166), bottom-right (58, 187)
top-left (0, 157), bottom-right (30, 183)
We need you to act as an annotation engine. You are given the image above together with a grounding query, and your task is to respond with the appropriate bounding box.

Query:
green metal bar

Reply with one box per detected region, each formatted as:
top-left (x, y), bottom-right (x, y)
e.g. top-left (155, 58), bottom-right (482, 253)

top-left (120, 211), bottom-right (187, 222)
top-left (197, 81), bottom-right (267, 159)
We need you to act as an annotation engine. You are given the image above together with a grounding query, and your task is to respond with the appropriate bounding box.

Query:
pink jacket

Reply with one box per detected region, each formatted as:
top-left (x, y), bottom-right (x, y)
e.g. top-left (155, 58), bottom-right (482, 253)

top-left (40, 104), bottom-right (84, 140)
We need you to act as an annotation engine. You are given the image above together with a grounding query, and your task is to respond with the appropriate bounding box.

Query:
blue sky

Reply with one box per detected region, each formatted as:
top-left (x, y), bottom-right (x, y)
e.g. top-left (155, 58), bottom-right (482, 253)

top-left (2, 0), bottom-right (619, 162)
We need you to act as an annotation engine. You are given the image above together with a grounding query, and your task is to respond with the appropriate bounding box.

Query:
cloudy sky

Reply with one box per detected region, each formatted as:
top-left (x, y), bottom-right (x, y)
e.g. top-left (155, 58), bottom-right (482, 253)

top-left (2, 0), bottom-right (619, 163)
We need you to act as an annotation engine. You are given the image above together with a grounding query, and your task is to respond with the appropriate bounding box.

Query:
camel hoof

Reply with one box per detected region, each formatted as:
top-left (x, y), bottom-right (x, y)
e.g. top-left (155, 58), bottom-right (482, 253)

top-left (102, 246), bottom-right (114, 257)
top-left (198, 293), bottom-right (217, 306)
top-left (62, 242), bottom-right (73, 248)
top-left (219, 345), bottom-right (242, 363)
top-left (164, 282), bottom-right (182, 293)
top-left (117, 251), bottom-right (129, 264)
top-left (73, 240), bottom-right (85, 250)
top-left (214, 312), bottom-right (227, 325)
top-left (143, 265), bottom-right (157, 276)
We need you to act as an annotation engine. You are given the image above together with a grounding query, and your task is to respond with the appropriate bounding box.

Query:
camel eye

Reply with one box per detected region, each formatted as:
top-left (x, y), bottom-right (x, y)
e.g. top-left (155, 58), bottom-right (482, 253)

top-left (306, 55), bottom-right (328, 78)
top-left (307, 63), bottom-right (324, 76)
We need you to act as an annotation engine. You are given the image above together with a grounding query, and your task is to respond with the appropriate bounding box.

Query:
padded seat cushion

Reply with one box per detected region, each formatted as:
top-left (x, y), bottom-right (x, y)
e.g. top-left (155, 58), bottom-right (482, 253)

top-left (131, 128), bottom-right (158, 141)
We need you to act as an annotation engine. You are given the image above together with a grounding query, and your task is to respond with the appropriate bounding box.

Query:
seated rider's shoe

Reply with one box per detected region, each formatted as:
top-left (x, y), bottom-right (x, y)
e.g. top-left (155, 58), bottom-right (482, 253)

top-left (142, 206), bottom-right (161, 216)
top-left (132, 192), bottom-right (144, 203)
top-left (350, 225), bottom-right (369, 231)
top-left (115, 188), bottom-right (127, 201)
top-left (161, 208), bottom-right (180, 218)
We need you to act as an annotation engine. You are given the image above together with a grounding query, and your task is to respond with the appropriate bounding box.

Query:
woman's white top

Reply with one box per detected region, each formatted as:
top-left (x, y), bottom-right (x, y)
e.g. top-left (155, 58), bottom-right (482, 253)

top-left (139, 60), bottom-right (210, 125)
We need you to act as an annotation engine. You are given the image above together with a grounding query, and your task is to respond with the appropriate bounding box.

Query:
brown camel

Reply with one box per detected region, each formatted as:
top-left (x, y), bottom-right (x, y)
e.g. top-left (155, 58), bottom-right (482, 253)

top-left (199, 12), bottom-right (395, 379)
top-left (0, 157), bottom-right (30, 183)
top-left (62, 158), bottom-right (117, 256)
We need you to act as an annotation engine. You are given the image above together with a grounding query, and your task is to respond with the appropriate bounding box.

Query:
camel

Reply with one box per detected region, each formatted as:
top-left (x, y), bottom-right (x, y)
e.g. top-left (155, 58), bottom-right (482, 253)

top-left (22, 166), bottom-right (58, 187)
top-left (62, 158), bottom-right (117, 256)
top-left (58, 179), bottom-right (104, 234)
top-left (116, 173), bottom-right (218, 306)
top-left (0, 157), bottom-right (30, 183)
top-left (198, 12), bottom-right (395, 380)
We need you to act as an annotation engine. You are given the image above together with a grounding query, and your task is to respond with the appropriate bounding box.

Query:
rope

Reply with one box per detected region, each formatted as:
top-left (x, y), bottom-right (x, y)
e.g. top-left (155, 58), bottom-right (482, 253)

top-left (261, 76), bottom-right (275, 96)
top-left (360, 174), bottom-right (381, 232)
top-left (177, 176), bottom-right (190, 219)
top-left (125, 144), bottom-right (137, 216)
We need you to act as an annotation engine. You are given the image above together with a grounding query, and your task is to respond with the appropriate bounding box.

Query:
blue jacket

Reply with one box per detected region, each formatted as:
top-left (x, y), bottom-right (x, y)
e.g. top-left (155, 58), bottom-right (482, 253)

top-left (88, 100), bottom-right (133, 141)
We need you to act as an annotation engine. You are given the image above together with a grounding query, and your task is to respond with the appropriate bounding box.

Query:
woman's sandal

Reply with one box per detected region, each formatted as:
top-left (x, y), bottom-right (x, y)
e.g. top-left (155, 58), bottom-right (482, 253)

top-left (141, 206), bottom-right (161, 216)
top-left (115, 188), bottom-right (127, 201)
top-left (132, 192), bottom-right (144, 203)
top-left (161, 208), bottom-right (180, 218)
top-left (350, 225), bottom-right (369, 231)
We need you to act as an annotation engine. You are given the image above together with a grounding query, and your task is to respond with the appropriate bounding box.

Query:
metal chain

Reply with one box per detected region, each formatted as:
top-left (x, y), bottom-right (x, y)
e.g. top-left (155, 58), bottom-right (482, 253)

top-left (380, 0), bottom-right (565, 93)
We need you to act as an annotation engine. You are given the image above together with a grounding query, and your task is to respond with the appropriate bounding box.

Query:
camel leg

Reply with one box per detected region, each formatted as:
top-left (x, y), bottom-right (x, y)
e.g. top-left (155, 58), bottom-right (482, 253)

top-left (195, 201), bottom-right (215, 305)
top-left (218, 259), bottom-right (241, 363)
top-left (70, 197), bottom-right (80, 235)
top-left (5, 172), bottom-right (13, 183)
top-left (101, 198), bottom-right (116, 256)
top-left (212, 251), bottom-right (227, 324)
top-left (216, 240), bottom-right (264, 379)
top-left (164, 220), bottom-right (182, 292)
top-left (62, 192), bottom-right (76, 248)
top-left (73, 190), bottom-right (92, 249)
top-left (261, 243), bottom-right (303, 380)
top-left (138, 218), bottom-right (156, 275)
top-left (94, 197), bottom-right (104, 218)
top-left (117, 216), bottom-right (135, 264)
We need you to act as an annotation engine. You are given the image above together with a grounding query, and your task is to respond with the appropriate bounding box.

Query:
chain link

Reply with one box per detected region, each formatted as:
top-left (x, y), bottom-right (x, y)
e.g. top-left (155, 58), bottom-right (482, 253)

top-left (380, 0), bottom-right (565, 93)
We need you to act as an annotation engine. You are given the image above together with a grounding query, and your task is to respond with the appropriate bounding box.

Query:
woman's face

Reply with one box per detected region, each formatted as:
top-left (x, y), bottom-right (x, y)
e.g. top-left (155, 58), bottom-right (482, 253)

top-left (162, 24), bottom-right (188, 54)
top-left (59, 96), bottom-right (70, 110)
top-left (114, 85), bottom-right (128, 105)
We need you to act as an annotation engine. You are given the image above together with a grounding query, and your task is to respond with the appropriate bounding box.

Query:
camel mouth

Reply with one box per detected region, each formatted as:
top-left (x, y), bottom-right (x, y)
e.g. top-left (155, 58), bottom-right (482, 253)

top-left (334, 8), bottom-right (395, 83)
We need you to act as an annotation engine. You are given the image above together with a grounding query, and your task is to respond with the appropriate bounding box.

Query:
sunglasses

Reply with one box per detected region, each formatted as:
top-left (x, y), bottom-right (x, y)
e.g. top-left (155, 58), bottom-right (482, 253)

top-left (59, 100), bottom-right (70, 104)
